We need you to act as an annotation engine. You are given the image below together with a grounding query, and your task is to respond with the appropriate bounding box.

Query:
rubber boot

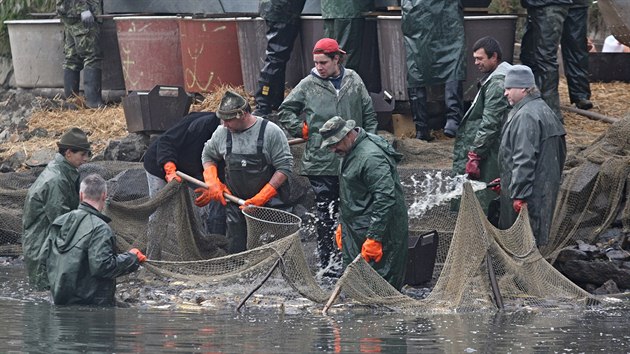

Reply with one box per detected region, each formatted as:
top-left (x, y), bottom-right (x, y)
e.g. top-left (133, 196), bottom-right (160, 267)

top-left (408, 87), bottom-right (434, 142)
top-left (83, 67), bottom-right (105, 108)
top-left (63, 69), bottom-right (80, 99)
top-left (443, 80), bottom-right (463, 138)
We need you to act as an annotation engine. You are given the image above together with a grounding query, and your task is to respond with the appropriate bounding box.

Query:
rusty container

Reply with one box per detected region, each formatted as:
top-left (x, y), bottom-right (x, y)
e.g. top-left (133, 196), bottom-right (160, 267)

top-left (178, 18), bottom-right (243, 94)
top-left (114, 16), bottom-right (184, 91)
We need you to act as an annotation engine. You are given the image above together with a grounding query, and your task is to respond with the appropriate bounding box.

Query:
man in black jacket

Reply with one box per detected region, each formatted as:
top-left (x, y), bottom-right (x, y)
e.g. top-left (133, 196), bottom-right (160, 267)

top-left (143, 112), bottom-right (225, 235)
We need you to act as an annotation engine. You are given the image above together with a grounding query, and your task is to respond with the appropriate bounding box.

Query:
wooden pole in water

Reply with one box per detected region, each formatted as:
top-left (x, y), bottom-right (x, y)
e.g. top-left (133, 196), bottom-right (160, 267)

top-left (322, 254), bottom-right (362, 315)
top-left (486, 253), bottom-right (504, 310)
top-left (236, 258), bottom-right (282, 312)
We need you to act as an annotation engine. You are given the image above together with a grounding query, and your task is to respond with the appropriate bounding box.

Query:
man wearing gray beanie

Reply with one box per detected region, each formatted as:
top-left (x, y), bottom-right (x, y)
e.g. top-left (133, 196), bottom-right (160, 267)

top-left (488, 65), bottom-right (566, 247)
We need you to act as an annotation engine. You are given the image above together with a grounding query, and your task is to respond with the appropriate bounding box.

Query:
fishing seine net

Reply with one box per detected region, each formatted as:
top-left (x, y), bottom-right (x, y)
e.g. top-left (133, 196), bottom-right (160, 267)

top-left (2, 117), bottom-right (629, 310)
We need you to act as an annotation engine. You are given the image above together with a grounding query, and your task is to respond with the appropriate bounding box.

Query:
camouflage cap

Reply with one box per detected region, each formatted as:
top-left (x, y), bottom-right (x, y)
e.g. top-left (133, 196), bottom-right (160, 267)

top-left (320, 116), bottom-right (356, 149)
top-left (217, 90), bottom-right (249, 120)
top-left (57, 127), bottom-right (91, 151)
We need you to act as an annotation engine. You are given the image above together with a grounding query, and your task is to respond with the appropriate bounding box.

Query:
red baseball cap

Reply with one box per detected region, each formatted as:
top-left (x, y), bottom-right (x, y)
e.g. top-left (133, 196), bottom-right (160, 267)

top-left (312, 38), bottom-right (346, 55)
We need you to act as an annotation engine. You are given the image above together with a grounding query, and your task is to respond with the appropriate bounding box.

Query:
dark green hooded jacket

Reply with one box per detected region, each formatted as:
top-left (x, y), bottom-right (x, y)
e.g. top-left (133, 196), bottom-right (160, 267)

top-left (23, 153), bottom-right (80, 290)
top-left (402, 0), bottom-right (466, 87)
top-left (338, 129), bottom-right (408, 290)
top-left (45, 203), bottom-right (139, 306)
top-left (498, 92), bottom-right (566, 246)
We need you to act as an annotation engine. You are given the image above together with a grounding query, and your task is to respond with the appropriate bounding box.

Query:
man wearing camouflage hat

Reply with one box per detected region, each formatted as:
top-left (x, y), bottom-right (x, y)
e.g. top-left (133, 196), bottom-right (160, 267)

top-left (23, 127), bottom-right (92, 290)
top-left (491, 65), bottom-right (566, 246)
top-left (278, 37), bottom-right (377, 275)
top-left (200, 91), bottom-right (293, 254)
top-left (321, 116), bottom-right (408, 290)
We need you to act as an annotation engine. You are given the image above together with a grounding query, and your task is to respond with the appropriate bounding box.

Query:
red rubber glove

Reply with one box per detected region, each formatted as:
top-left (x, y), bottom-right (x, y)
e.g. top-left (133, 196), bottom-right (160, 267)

top-left (195, 165), bottom-right (231, 206)
top-left (488, 177), bottom-right (501, 194)
top-left (302, 121), bottom-right (309, 140)
top-left (241, 183), bottom-right (277, 209)
top-left (361, 238), bottom-right (383, 263)
top-left (335, 224), bottom-right (342, 250)
top-left (513, 199), bottom-right (526, 213)
top-left (129, 248), bottom-right (146, 263)
top-left (163, 162), bottom-right (182, 183)
top-left (465, 151), bottom-right (481, 180)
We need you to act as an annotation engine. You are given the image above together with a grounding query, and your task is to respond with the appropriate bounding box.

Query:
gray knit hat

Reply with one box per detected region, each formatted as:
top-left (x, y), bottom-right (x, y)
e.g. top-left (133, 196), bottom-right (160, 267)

top-left (320, 116), bottom-right (356, 148)
top-left (57, 127), bottom-right (91, 151)
top-left (217, 90), bottom-right (249, 120)
top-left (504, 65), bottom-right (536, 89)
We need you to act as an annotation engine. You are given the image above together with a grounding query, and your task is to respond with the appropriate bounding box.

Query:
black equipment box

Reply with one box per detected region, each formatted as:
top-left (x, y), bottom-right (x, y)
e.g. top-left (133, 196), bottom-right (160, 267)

top-left (405, 230), bottom-right (439, 286)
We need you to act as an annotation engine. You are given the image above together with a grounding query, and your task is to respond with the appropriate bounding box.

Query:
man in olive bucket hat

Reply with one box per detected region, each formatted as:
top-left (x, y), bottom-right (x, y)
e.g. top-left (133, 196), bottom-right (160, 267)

top-left (23, 127), bottom-right (92, 290)
top-left (321, 116), bottom-right (408, 290)
top-left (200, 91), bottom-right (293, 254)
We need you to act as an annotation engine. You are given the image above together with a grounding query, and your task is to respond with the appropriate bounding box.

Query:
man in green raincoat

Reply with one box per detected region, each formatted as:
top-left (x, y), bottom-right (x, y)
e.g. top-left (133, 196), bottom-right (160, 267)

top-left (321, 0), bottom-right (373, 71)
top-left (452, 37), bottom-right (512, 213)
top-left (320, 116), bottom-right (408, 290)
top-left (22, 127), bottom-right (91, 290)
top-left (278, 38), bottom-right (377, 275)
top-left (402, 0), bottom-right (466, 141)
top-left (45, 174), bottom-right (145, 306)
top-left (495, 65), bottom-right (566, 246)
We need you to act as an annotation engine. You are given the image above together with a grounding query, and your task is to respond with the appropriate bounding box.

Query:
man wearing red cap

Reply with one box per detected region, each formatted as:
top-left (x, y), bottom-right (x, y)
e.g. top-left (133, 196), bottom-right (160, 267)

top-left (278, 37), bottom-right (377, 276)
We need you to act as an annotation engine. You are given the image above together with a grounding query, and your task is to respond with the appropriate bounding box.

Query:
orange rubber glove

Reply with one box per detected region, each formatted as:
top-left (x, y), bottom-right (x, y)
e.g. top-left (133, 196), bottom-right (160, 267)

top-left (241, 183), bottom-right (277, 209)
top-left (302, 121), bottom-right (309, 140)
top-left (335, 224), bottom-right (342, 250)
top-left (129, 248), bottom-right (146, 263)
top-left (195, 165), bottom-right (231, 206)
top-left (163, 162), bottom-right (182, 183)
top-left (361, 238), bottom-right (383, 263)
top-left (488, 177), bottom-right (501, 194)
top-left (513, 199), bottom-right (526, 213)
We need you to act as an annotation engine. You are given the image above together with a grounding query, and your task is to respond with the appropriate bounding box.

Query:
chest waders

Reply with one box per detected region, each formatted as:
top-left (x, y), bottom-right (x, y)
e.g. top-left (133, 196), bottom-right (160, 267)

top-left (224, 119), bottom-right (284, 253)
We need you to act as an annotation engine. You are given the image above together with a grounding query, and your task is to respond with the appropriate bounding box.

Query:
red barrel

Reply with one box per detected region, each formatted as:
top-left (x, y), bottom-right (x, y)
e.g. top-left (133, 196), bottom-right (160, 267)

top-left (114, 16), bottom-right (185, 91)
top-left (178, 18), bottom-right (244, 93)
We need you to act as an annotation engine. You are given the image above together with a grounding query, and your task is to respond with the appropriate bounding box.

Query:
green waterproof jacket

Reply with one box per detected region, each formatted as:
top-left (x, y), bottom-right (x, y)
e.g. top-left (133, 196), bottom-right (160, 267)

top-left (452, 62), bottom-right (512, 212)
top-left (498, 92), bottom-right (566, 246)
top-left (402, 0), bottom-right (466, 87)
top-left (45, 203), bottom-right (139, 306)
top-left (278, 68), bottom-right (377, 176)
top-left (338, 129), bottom-right (408, 290)
top-left (259, 0), bottom-right (306, 24)
top-left (521, 0), bottom-right (573, 8)
top-left (22, 153), bottom-right (80, 290)
top-left (321, 0), bottom-right (373, 19)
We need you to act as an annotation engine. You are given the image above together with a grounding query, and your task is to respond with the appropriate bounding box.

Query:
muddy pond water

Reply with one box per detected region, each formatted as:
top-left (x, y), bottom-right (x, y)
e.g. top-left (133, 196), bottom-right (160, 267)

top-left (2, 260), bottom-right (630, 353)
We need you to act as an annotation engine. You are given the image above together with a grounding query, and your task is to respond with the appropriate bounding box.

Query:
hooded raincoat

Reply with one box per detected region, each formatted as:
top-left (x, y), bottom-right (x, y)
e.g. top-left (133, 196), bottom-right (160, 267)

top-left (452, 61), bottom-right (512, 212)
top-left (402, 0), bottom-right (466, 88)
top-left (22, 153), bottom-right (80, 290)
top-left (498, 92), bottom-right (566, 246)
top-left (278, 68), bottom-right (377, 176)
top-left (338, 129), bottom-right (408, 290)
top-left (45, 203), bottom-right (139, 306)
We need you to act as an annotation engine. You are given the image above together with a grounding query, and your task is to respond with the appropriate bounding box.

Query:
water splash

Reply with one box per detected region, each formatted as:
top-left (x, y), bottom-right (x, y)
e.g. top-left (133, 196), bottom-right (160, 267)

top-left (403, 172), bottom-right (487, 219)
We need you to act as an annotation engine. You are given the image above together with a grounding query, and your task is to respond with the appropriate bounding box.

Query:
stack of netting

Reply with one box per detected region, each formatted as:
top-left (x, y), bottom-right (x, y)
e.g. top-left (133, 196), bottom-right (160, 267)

top-left (542, 115), bottom-right (630, 261)
top-left (2, 116), bottom-right (628, 311)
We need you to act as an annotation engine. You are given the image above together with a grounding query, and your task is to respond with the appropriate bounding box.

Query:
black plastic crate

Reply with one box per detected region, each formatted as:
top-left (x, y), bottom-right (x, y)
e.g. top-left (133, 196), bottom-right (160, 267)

top-left (405, 230), bottom-right (439, 286)
top-left (123, 85), bottom-right (192, 133)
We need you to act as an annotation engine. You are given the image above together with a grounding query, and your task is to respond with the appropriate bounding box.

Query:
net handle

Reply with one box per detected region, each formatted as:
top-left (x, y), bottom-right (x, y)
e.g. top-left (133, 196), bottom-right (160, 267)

top-left (176, 171), bottom-right (245, 205)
